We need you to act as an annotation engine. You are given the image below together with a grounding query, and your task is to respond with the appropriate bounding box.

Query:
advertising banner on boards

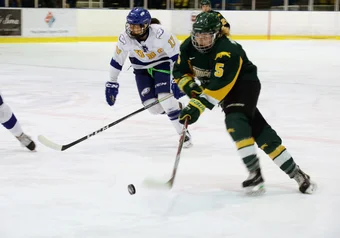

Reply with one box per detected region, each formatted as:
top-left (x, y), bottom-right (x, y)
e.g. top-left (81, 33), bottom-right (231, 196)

top-left (0, 9), bottom-right (22, 36)
top-left (22, 9), bottom-right (76, 37)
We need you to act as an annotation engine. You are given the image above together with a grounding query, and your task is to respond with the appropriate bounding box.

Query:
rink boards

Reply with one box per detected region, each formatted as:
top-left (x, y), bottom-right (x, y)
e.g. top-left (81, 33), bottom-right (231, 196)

top-left (0, 8), bottom-right (340, 43)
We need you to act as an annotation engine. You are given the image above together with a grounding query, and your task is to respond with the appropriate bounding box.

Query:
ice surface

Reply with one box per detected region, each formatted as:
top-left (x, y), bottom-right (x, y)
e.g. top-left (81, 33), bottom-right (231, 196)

top-left (0, 40), bottom-right (340, 238)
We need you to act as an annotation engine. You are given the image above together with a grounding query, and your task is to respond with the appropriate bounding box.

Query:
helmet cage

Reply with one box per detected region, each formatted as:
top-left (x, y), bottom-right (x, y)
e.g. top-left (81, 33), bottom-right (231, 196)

top-left (125, 23), bottom-right (149, 38)
top-left (191, 31), bottom-right (219, 53)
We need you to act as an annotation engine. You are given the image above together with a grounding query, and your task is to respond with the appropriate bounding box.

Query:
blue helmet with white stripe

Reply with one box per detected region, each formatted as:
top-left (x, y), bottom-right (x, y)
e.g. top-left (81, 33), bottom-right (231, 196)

top-left (125, 7), bottom-right (152, 39)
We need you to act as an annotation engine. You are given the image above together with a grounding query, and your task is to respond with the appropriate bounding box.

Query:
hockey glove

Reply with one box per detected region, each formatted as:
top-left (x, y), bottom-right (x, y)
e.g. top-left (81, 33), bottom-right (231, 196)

top-left (171, 79), bottom-right (186, 99)
top-left (175, 75), bottom-right (203, 98)
top-left (105, 81), bottom-right (119, 106)
top-left (179, 98), bottom-right (206, 125)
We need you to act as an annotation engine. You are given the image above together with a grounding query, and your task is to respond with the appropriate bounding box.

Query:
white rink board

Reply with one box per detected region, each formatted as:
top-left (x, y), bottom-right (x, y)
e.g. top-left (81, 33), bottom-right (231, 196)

top-left (0, 9), bottom-right (334, 39)
top-left (270, 11), bottom-right (339, 36)
top-left (74, 10), bottom-right (340, 37)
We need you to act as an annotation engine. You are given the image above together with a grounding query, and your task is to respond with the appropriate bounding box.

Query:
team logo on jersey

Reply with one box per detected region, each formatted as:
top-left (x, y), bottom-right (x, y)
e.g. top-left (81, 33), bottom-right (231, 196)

top-left (156, 28), bottom-right (164, 39)
top-left (141, 87), bottom-right (151, 97)
top-left (193, 66), bottom-right (211, 78)
top-left (119, 34), bottom-right (126, 45)
top-left (215, 51), bottom-right (231, 60)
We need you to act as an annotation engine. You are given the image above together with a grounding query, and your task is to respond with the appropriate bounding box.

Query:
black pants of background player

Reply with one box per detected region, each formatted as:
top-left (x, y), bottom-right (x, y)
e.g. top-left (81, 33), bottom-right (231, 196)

top-left (221, 80), bottom-right (299, 178)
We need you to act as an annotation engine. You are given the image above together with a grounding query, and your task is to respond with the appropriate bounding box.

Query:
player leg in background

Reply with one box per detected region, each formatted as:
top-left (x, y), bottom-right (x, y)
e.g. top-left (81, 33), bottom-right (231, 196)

top-left (252, 109), bottom-right (316, 194)
top-left (0, 93), bottom-right (36, 151)
top-left (152, 63), bottom-right (192, 148)
top-left (134, 67), bottom-right (192, 148)
top-left (223, 80), bottom-right (264, 194)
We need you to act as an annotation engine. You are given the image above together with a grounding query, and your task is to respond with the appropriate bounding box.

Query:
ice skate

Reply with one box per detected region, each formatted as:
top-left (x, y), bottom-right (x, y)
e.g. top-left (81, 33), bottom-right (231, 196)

top-left (16, 133), bottom-right (36, 151)
top-left (242, 168), bottom-right (265, 195)
top-left (292, 167), bottom-right (316, 194)
top-left (183, 130), bottom-right (193, 148)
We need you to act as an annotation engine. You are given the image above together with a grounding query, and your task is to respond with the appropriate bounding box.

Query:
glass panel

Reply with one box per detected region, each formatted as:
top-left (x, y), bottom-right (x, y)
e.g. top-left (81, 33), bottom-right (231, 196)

top-left (103, 0), bottom-right (129, 8)
top-left (35, 0), bottom-right (61, 7)
top-left (172, 0), bottom-right (195, 9)
top-left (18, 0), bottom-right (34, 7)
top-left (225, 0), bottom-right (244, 10)
top-left (148, 0), bottom-right (167, 8)
top-left (197, 0), bottom-right (245, 10)
top-left (313, 0), bottom-right (335, 10)
top-left (288, 0), bottom-right (308, 11)
top-left (254, 0), bottom-right (272, 10)
top-left (131, 0), bottom-right (143, 7)
top-left (211, 0), bottom-right (222, 9)
top-left (8, 0), bottom-right (22, 7)
top-left (264, 0), bottom-right (309, 11)
top-left (236, 0), bottom-right (252, 10)
top-left (20, 0), bottom-right (75, 7)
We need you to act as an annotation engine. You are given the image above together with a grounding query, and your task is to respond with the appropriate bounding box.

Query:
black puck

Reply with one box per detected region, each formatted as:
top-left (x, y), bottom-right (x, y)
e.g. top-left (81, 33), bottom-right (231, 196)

top-left (128, 184), bottom-right (136, 195)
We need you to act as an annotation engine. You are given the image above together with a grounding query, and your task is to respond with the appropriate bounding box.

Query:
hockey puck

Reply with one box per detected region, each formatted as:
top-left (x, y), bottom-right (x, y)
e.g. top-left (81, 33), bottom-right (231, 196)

top-left (128, 184), bottom-right (136, 195)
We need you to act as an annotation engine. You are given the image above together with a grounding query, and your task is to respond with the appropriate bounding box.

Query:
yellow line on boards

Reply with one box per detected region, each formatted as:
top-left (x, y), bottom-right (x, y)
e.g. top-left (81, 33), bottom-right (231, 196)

top-left (0, 35), bottom-right (339, 43)
top-left (0, 37), bottom-right (119, 43)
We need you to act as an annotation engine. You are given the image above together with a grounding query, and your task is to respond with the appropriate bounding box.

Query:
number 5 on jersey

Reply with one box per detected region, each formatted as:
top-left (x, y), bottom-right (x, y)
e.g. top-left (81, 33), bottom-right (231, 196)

top-left (214, 63), bottom-right (224, 77)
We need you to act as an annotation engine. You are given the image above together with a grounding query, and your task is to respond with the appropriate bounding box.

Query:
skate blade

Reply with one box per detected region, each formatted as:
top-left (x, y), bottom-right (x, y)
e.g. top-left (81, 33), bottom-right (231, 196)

top-left (304, 181), bottom-right (317, 194)
top-left (183, 141), bottom-right (193, 149)
top-left (244, 183), bottom-right (265, 196)
top-left (142, 178), bottom-right (172, 190)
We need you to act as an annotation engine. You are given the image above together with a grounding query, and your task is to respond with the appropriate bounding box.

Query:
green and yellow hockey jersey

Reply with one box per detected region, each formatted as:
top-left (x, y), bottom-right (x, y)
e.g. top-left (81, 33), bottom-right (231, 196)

top-left (173, 35), bottom-right (259, 107)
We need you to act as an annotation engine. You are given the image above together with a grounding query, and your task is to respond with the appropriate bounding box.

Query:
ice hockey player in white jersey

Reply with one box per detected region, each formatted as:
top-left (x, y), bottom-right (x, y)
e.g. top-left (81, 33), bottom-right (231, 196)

top-left (105, 7), bottom-right (192, 148)
top-left (0, 92), bottom-right (36, 151)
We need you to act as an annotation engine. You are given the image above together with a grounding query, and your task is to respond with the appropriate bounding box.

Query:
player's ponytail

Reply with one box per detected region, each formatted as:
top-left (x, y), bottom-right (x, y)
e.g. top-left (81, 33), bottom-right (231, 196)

top-left (151, 18), bottom-right (161, 25)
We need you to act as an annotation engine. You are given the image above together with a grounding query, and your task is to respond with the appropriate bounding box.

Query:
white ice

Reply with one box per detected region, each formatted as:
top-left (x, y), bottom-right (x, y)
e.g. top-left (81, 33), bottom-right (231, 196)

top-left (0, 40), bottom-right (340, 238)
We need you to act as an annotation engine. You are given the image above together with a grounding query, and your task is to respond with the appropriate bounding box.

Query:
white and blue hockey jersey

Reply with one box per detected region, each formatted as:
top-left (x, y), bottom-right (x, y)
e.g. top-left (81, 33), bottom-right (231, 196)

top-left (109, 24), bottom-right (180, 82)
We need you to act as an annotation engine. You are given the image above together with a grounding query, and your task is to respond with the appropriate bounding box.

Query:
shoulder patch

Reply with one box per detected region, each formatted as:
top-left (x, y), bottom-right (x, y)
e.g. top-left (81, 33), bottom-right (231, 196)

top-left (156, 28), bottom-right (165, 39)
top-left (215, 52), bottom-right (231, 60)
top-left (119, 34), bottom-right (126, 45)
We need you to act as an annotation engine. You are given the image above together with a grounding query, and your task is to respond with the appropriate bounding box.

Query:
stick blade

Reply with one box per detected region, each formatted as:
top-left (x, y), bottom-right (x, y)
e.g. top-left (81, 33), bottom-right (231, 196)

top-left (142, 178), bottom-right (173, 190)
top-left (38, 135), bottom-right (63, 151)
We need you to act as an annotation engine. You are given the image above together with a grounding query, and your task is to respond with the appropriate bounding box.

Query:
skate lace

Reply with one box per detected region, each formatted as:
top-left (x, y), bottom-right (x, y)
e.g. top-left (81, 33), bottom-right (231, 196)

top-left (17, 133), bottom-right (33, 146)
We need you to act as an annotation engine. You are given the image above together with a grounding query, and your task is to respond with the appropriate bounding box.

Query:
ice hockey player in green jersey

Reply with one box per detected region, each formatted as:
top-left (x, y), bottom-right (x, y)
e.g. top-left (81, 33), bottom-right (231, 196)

top-left (200, 0), bottom-right (230, 36)
top-left (173, 12), bottom-right (316, 195)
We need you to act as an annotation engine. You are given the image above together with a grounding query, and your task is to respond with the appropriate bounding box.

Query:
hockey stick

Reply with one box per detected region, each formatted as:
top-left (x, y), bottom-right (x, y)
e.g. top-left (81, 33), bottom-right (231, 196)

top-left (38, 94), bottom-right (174, 151)
top-left (143, 117), bottom-right (189, 189)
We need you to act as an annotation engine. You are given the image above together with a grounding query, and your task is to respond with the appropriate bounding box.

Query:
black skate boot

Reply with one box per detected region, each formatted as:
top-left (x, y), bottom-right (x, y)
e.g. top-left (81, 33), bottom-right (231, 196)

top-left (16, 133), bottom-right (36, 151)
top-left (292, 167), bottom-right (316, 194)
top-left (242, 168), bottom-right (265, 195)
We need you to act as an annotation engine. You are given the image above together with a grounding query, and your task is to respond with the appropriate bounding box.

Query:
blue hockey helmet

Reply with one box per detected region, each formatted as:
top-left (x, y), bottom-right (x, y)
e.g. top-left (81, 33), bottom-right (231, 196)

top-left (125, 7), bottom-right (152, 39)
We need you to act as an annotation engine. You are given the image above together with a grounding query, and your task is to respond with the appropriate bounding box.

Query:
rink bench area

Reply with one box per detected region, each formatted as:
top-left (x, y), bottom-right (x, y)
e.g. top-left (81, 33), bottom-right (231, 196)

top-left (0, 8), bottom-right (339, 43)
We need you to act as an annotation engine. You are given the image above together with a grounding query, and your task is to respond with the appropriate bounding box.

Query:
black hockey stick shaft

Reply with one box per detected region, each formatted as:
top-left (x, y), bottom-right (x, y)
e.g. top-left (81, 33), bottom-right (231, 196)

top-left (167, 117), bottom-right (189, 187)
top-left (39, 94), bottom-right (173, 151)
top-left (62, 94), bottom-right (174, 150)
